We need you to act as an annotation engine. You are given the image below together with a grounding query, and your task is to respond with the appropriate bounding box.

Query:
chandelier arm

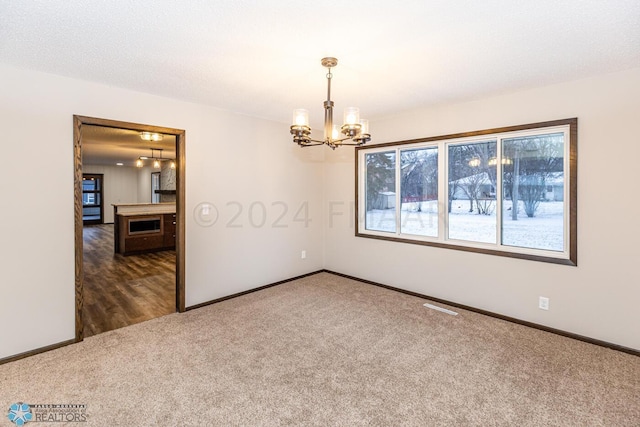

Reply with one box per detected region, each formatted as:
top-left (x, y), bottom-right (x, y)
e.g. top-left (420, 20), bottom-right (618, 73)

top-left (338, 141), bottom-right (366, 146)
top-left (330, 136), bottom-right (354, 143)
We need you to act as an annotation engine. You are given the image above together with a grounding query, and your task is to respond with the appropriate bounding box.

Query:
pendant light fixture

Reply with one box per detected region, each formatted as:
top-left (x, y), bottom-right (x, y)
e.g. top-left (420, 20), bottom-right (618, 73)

top-left (290, 57), bottom-right (371, 149)
top-left (140, 131), bottom-right (163, 142)
top-left (136, 148), bottom-right (174, 169)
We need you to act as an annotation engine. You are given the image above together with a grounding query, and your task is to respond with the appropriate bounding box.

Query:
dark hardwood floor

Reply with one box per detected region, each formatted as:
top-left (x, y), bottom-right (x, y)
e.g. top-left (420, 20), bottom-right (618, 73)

top-left (83, 224), bottom-right (176, 337)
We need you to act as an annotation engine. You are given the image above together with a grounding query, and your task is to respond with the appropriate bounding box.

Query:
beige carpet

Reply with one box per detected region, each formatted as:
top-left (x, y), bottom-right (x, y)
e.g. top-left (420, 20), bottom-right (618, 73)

top-left (1, 272), bottom-right (638, 426)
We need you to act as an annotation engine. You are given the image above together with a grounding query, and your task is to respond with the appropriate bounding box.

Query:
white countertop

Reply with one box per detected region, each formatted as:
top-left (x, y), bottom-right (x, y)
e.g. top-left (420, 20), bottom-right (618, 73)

top-left (113, 203), bottom-right (175, 216)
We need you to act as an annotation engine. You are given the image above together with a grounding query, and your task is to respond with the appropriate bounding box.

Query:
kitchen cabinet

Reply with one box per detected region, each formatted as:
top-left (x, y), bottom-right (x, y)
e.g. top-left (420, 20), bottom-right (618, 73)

top-left (117, 213), bottom-right (176, 255)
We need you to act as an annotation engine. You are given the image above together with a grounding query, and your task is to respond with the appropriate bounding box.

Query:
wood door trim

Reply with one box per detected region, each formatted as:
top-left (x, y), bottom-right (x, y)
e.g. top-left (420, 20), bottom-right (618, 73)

top-left (73, 115), bottom-right (186, 342)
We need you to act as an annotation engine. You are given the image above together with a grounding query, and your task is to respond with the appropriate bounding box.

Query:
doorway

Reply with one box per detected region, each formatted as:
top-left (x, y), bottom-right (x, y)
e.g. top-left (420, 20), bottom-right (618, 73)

top-left (82, 173), bottom-right (104, 225)
top-left (151, 172), bottom-right (161, 204)
top-left (73, 115), bottom-right (186, 342)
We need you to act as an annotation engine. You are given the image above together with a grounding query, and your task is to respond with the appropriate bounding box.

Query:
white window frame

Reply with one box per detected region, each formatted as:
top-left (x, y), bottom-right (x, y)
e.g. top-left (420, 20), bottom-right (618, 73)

top-left (356, 119), bottom-right (577, 266)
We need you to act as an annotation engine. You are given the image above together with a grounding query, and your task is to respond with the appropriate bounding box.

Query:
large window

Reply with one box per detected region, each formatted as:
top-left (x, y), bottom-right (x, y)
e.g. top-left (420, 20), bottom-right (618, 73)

top-left (356, 119), bottom-right (577, 265)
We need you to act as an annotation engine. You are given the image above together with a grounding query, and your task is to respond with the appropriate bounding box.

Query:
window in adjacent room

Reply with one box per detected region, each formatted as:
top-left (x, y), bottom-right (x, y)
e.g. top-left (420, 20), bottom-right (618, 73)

top-left (82, 173), bottom-right (104, 225)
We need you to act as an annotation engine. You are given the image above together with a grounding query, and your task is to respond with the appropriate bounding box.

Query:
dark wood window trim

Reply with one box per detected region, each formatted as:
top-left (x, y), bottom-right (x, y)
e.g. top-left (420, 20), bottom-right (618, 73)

top-left (355, 118), bottom-right (577, 266)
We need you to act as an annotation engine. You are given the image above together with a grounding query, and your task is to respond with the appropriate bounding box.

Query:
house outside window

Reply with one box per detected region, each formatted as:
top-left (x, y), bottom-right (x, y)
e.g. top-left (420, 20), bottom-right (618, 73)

top-left (356, 118), bottom-right (577, 265)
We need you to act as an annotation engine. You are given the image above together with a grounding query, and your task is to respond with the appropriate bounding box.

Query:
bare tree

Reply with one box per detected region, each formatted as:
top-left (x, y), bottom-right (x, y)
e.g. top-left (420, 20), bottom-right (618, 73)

top-left (401, 148), bottom-right (437, 212)
top-left (448, 145), bottom-right (474, 212)
top-left (503, 134), bottom-right (563, 219)
top-left (448, 141), bottom-right (497, 214)
top-left (460, 172), bottom-right (484, 213)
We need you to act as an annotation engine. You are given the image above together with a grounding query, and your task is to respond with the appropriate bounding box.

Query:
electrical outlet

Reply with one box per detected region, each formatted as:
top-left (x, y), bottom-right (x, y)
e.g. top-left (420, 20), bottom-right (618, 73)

top-left (539, 296), bottom-right (550, 310)
top-left (301, 250), bottom-right (306, 259)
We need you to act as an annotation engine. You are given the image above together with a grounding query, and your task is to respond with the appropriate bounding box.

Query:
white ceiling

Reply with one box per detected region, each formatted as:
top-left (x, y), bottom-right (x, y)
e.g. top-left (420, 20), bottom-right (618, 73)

top-left (1, 1), bottom-right (640, 133)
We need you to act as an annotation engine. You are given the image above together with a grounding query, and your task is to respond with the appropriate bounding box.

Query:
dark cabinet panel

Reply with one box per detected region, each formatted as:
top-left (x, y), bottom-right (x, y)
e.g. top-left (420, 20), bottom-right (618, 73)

top-left (117, 213), bottom-right (176, 255)
top-left (163, 213), bottom-right (176, 249)
top-left (124, 235), bottom-right (165, 252)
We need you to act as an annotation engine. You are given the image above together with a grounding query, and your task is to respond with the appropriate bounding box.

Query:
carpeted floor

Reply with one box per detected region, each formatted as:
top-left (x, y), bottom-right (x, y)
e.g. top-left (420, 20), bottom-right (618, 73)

top-left (1, 272), bottom-right (638, 426)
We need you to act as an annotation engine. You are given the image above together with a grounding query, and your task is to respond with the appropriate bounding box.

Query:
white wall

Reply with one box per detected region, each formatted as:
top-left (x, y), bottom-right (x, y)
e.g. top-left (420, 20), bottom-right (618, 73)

top-left (2, 63), bottom-right (638, 359)
top-left (0, 64), bottom-right (324, 359)
top-left (324, 67), bottom-right (640, 351)
top-left (83, 164), bottom-right (147, 223)
top-left (137, 167), bottom-right (153, 205)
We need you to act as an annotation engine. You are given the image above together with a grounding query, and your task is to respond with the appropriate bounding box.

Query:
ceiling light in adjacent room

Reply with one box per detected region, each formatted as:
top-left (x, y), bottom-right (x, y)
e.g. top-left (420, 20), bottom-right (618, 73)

top-left (136, 148), bottom-right (174, 169)
top-left (140, 132), bottom-right (163, 141)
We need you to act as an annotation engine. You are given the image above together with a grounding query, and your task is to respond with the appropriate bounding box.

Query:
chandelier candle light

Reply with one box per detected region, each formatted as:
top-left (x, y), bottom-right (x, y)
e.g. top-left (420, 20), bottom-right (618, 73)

top-left (290, 57), bottom-right (371, 149)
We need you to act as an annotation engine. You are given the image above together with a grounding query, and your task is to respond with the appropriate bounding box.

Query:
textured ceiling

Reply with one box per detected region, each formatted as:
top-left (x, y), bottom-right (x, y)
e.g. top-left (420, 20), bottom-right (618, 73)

top-left (1, 0), bottom-right (640, 133)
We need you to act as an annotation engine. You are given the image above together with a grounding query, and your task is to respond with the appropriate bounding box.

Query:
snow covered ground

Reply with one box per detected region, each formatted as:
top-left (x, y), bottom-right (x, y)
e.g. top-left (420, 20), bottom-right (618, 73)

top-left (365, 199), bottom-right (564, 251)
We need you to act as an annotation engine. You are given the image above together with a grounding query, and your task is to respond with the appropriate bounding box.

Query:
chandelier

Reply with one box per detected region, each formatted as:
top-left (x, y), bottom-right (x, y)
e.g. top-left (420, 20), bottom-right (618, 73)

top-left (290, 57), bottom-right (371, 149)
